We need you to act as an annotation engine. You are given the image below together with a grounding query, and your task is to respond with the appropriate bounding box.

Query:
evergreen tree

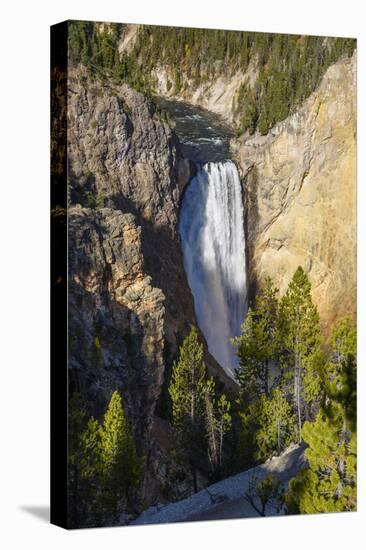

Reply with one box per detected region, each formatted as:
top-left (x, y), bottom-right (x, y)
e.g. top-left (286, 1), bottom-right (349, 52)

top-left (81, 416), bottom-right (103, 481)
top-left (233, 277), bottom-right (280, 401)
top-left (79, 391), bottom-right (142, 523)
top-left (257, 109), bottom-right (269, 135)
top-left (216, 393), bottom-right (232, 472)
top-left (68, 393), bottom-right (88, 527)
top-left (279, 266), bottom-right (323, 442)
top-left (99, 391), bottom-right (142, 515)
top-left (325, 318), bottom-right (357, 429)
top-left (254, 389), bottom-right (296, 460)
top-left (203, 378), bottom-right (218, 474)
top-left (168, 326), bottom-right (206, 492)
top-left (233, 277), bottom-right (286, 468)
top-left (286, 407), bottom-right (356, 513)
top-left (203, 379), bottom-right (232, 476)
top-left (286, 319), bottom-right (357, 514)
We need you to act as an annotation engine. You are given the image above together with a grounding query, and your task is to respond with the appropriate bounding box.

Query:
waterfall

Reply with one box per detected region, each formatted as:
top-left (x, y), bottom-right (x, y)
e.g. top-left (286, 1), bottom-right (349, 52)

top-left (179, 160), bottom-right (247, 376)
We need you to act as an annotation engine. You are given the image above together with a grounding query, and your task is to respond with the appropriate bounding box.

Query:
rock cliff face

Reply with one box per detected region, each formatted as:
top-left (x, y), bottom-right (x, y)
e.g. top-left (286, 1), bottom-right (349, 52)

top-left (68, 207), bottom-right (165, 446)
top-left (153, 63), bottom-right (256, 126)
top-left (233, 54), bottom-right (356, 334)
top-left (67, 72), bottom-right (233, 473)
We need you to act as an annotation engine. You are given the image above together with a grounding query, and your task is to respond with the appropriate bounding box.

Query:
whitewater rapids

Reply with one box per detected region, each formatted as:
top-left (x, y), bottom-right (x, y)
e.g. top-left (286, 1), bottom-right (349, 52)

top-left (179, 161), bottom-right (247, 376)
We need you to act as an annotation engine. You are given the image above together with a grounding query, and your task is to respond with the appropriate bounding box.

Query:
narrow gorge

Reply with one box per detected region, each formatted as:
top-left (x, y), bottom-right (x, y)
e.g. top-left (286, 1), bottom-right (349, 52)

top-left (58, 22), bottom-right (357, 527)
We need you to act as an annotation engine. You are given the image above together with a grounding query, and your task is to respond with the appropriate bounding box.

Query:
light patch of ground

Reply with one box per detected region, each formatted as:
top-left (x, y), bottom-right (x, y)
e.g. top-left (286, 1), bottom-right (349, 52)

top-left (133, 444), bottom-right (306, 525)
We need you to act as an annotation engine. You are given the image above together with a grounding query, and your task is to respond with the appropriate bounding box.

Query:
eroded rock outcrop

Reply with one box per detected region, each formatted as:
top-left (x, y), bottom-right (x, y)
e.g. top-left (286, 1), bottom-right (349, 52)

top-left (67, 72), bottom-right (234, 500)
top-left (68, 208), bottom-right (166, 447)
top-left (233, 54), bottom-right (356, 334)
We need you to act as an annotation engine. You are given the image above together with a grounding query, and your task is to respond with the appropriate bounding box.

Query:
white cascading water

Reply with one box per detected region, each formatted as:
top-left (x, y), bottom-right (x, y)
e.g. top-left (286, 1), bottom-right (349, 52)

top-left (179, 161), bottom-right (247, 376)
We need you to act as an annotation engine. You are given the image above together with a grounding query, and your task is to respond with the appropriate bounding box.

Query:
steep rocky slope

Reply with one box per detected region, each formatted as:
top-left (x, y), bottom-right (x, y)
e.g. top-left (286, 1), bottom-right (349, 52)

top-left (67, 70), bottom-right (234, 489)
top-left (233, 54), bottom-right (356, 333)
top-left (152, 61), bottom-right (257, 126)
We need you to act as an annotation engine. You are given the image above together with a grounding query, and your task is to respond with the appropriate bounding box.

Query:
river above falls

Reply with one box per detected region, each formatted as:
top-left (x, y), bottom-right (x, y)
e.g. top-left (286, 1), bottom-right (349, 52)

top-left (154, 96), bottom-right (234, 162)
top-left (155, 96), bottom-right (246, 377)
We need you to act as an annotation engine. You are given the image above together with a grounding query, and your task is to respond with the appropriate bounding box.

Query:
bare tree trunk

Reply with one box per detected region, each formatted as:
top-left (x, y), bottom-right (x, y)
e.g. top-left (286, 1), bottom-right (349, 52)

top-left (297, 366), bottom-right (302, 444)
top-left (204, 389), bottom-right (218, 472)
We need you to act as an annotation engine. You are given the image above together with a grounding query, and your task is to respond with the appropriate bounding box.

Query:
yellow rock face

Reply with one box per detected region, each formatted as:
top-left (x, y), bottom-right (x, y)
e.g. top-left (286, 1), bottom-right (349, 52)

top-left (233, 54), bottom-right (356, 335)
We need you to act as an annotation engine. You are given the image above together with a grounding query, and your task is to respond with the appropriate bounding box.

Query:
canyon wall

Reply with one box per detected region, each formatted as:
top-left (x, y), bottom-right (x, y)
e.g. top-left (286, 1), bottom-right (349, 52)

top-left (152, 63), bottom-right (256, 126)
top-left (233, 54), bottom-right (356, 333)
top-left (67, 70), bottom-right (233, 469)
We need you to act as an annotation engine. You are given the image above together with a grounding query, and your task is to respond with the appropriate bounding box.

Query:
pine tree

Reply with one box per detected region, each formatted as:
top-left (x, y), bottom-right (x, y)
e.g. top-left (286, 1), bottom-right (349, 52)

top-left (286, 319), bottom-right (357, 514)
top-left (203, 379), bottom-right (232, 476)
top-left (203, 378), bottom-right (219, 473)
top-left (286, 407), bottom-right (356, 513)
top-left (257, 109), bottom-right (269, 135)
top-left (233, 277), bottom-right (280, 401)
top-left (325, 318), bottom-right (357, 429)
top-left (233, 277), bottom-right (285, 467)
top-left (81, 416), bottom-right (103, 481)
top-left (79, 391), bottom-right (142, 523)
top-left (280, 266), bottom-right (323, 442)
top-left (216, 393), bottom-right (232, 472)
top-left (68, 393), bottom-right (88, 527)
top-left (168, 326), bottom-right (206, 492)
top-left (99, 391), bottom-right (142, 515)
top-left (254, 389), bottom-right (297, 460)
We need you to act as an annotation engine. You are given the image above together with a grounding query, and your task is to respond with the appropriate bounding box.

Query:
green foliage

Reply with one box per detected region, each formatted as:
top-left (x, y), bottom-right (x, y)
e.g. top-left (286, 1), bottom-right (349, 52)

top-left (81, 416), bottom-right (103, 480)
top-left (245, 474), bottom-right (284, 516)
top-left (134, 27), bottom-right (356, 133)
top-left (168, 326), bottom-right (207, 491)
top-left (233, 276), bottom-right (296, 468)
top-left (254, 389), bottom-right (296, 461)
top-left (168, 326), bottom-right (232, 487)
top-left (169, 326), bottom-right (206, 433)
top-left (85, 191), bottom-right (95, 209)
top-left (203, 378), bottom-right (232, 476)
top-left (98, 392), bottom-right (142, 514)
top-left (233, 277), bottom-right (280, 401)
top-left (95, 190), bottom-right (105, 208)
top-left (286, 408), bottom-right (356, 514)
top-left (325, 318), bottom-right (357, 430)
top-left (78, 391), bottom-right (142, 524)
top-left (280, 266), bottom-right (324, 441)
top-left (233, 83), bottom-right (258, 135)
top-left (286, 319), bottom-right (357, 514)
top-left (68, 21), bottom-right (151, 92)
top-left (68, 22), bottom-right (356, 134)
top-left (233, 268), bottom-right (329, 469)
top-left (257, 109), bottom-right (269, 135)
